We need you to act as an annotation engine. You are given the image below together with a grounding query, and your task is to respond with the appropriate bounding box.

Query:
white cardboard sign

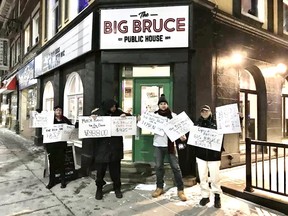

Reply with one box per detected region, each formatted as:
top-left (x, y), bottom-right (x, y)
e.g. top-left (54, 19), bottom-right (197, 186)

top-left (216, 103), bottom-right (241, 134)
top-left (111, 116), bottom-right (137, 136)
top-left (163, 111), bottom-right (194, 142)
top-left (137, 112), bottom-right (168, 136)
top-left (43, 124), bottom-right (75, 143)
top-left (78, 116), bottom-right (111, 139)
top-left (187, 126), bottom-right (223, 152)
top-left (29, 111), bottom-right (54, 128)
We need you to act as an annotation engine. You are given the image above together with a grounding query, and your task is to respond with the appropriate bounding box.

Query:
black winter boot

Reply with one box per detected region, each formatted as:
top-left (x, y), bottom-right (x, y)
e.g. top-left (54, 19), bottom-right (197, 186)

top-left (95, 187), bottom-right (103, 200)
top-left (115, 189), bottom-right (123, 198)
top-left (46, 174), bottom-right (56, 189)
top-left (214, 194), bottom-right (221, 208)
top-left (60, 178), bottom-right (67, 188)
top-left (199, 197), bottom-right (210, 206)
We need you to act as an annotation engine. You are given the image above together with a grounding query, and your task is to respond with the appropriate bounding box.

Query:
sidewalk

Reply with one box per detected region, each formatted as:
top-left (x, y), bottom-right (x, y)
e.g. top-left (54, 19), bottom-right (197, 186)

top-left (0, 128), bottom-right (286, 216)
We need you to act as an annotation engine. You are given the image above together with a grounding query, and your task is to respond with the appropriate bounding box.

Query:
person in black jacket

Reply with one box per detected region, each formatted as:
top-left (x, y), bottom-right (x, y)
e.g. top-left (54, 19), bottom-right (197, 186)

top-left (194, 105), bottom-right (223, 208)
top-left (46, 105), bottom-right (73, 189)
top-left (91, 99), bottom-right (131, 200)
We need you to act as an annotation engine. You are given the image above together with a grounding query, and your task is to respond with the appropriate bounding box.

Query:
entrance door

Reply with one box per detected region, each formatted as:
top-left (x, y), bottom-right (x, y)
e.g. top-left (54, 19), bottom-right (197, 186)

top-left (240, 90), bottom-right (257, 152)
top-left (133, 78), bottom-right (171, 162)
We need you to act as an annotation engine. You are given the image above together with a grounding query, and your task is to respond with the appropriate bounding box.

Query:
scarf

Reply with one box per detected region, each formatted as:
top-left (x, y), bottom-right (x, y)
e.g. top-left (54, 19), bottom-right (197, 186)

top-left (155, 108), bottom-right (175, 154)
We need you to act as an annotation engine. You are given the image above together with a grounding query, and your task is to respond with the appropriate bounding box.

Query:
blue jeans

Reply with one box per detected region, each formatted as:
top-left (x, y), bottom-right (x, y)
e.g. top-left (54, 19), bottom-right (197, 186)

top-left (154, 146), bottom-right (184, 190)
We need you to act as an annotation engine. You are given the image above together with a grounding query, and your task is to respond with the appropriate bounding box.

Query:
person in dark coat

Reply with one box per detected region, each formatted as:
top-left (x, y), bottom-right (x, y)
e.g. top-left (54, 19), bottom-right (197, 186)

top-left (46, 105), bottom-right (73, 189)
top-left (194, 105), bottom-right (223, 208)
top-left (91, 99), bottom-right (131, 200)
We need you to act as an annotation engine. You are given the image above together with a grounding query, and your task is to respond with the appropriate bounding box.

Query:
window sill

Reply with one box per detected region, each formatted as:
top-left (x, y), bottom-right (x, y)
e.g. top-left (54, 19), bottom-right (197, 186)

top-left (241, 12), bottom-right (264, 29)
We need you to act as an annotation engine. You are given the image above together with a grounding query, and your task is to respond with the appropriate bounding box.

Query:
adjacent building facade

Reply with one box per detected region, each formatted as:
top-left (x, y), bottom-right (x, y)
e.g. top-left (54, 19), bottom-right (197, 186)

top-left (1, 0), bottom-right (288, 177)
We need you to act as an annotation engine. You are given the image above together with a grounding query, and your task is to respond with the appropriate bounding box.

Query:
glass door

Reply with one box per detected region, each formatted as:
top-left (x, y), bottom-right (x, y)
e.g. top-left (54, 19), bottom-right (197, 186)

top-left (133, 78), bottom-right (171, 162)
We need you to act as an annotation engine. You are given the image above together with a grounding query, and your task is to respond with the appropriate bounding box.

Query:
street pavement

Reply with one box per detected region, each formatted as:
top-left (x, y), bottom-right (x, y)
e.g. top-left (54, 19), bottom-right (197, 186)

top-left (0, 128), bottom-right (286, 216)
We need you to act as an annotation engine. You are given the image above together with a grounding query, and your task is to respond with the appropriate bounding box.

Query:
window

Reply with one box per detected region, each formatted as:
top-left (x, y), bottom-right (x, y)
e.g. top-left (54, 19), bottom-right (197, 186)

top-left (242, 0), bottom-right (265, 22)
top-left (27, 87), bottom-right (37, 119)
top-left (46, 0), bottom-right (62, 39)
top-left (78, 0), bottom-right (89, 13)
top-left (64, 0), bottom-right (69, 22)
top-left (284, 0), bottom-right (288, 33)
top-left (16, 38), bottom-right (20, 62)
top-left (44, 0), bottom-right (48, 40)
top-left (43, 81), bottom-right (54, 111)
top-left (24, 24), bottom-right (30, 54)
top-left (32, 12), bottom-right (39, 46)
top-left (11, 44), bottom-right (16, 66)
top-left (64, 72), bottom-right (83, 124)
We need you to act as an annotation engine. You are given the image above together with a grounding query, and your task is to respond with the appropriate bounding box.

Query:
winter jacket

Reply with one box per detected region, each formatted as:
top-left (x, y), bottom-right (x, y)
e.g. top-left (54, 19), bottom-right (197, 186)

top-left (91, 99), bottom-right (131, 163)
top-left (194, 115), bottom-right (223, 161)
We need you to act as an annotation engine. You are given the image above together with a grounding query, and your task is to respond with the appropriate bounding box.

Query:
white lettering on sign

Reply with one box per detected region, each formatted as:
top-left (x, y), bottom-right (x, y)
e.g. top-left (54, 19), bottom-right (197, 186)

top-left (100, 6), bottom-right (189, 49)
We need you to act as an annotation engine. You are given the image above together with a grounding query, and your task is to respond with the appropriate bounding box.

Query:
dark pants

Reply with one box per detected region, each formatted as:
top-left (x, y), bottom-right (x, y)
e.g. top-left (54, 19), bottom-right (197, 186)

top-left (46, 142), bottom-right (67, 182)
top-left (95, 160), bottom-right (121, 190)
top-left (154, 146), bottom-right (184, 191)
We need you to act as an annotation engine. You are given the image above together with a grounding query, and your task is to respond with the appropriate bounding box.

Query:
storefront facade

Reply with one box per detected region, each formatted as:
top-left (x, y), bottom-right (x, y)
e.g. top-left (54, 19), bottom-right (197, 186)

top-left (17, 60), bottom-right (37, 139)
top-left (33, 1), bottom-right (288, 177)
top-left (0, 74), bottom-right (17, 130)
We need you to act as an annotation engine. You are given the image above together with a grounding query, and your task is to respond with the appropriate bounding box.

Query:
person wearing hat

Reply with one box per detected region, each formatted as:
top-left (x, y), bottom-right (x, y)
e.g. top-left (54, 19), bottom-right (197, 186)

top-left (45, 105), bottom-right (73, 189)
top-left (91, 99), bottom-right (131, 200)
top-left (151, 94), bottom-right (187, 201)
top-left (194, 105), bottom-right (223, 208)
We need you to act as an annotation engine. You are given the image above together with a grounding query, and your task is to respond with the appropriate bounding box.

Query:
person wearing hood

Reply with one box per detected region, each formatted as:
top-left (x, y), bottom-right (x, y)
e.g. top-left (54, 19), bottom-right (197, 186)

top-left (194, 105), bottom-right (223, 208)
top-left (46, 105), bottom-right (73, 189)
top-left (91, 99), bottom-right (131, 200)
top-left (151, 94), bottom-right (187, 202)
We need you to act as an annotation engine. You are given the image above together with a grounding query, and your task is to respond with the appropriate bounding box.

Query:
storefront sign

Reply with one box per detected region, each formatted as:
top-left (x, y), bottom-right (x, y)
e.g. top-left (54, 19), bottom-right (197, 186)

top-left (0, 38), bottom-right (9, 70)
top-left (216, 103), bottom-right (242, 134)
top-left (17, 60), bottom-right (37, 90)
top-left (137, 112), bottom-right (168, 136)
top-left (100, 6), bottom-right (189, 49)
top-left (187, 126), bottom-right (223, 152)
top-left (35, 13), bottom-right (93, 77)
top-left (163, 111), bottom-right (194, 142)
top-left (111, 116), bottom-right (137, 136)
top-left (43, 124), bottom-right (75, 143)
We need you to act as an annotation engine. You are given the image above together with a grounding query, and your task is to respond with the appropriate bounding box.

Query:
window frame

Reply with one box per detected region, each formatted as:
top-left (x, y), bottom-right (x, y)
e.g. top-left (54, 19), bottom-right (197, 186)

top-left (283, 0), bottom-right (288, 34)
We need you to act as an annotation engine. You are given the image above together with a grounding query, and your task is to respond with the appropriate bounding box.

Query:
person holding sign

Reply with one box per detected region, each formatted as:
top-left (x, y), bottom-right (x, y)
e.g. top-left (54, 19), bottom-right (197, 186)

top-left (91, 99), bottom-right (131, 200)
top-left (46, 105), bottom-right (73, 189)
top-left (151, 94), bottom-right (187, 202)
top-left (194, 105), bottom-right (223, 208)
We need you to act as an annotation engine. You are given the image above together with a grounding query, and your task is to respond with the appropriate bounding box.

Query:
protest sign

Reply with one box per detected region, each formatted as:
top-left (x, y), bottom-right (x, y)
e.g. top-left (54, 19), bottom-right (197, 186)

top-left (216, 103), bottom-right (241, 134)
top-left (187, 126), bottom-right (223, 152)
top-left (137, 112), bottom-right (168, 136)
top-left (111, 116), bottom-right (137, 136)
top-left (43, 124), bottom-right (75, 143)
top-left (163, 111), bottom-right (194, 142)
top-left (78, 116), bottom-right (111, 138)
top-left (29, 111), bottom-right (54, 128)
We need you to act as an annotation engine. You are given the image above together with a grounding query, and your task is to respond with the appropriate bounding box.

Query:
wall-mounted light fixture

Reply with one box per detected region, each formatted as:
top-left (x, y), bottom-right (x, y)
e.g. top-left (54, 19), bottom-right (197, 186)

top-left (276, 63), bottom-right (287, 74)
top-left (231, 51), bottom-right (247, 65)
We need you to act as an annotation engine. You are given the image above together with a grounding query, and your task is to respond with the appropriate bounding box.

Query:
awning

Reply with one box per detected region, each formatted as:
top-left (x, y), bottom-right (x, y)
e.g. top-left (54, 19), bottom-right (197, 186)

top-left (0, 75), bottom-right (17, 94)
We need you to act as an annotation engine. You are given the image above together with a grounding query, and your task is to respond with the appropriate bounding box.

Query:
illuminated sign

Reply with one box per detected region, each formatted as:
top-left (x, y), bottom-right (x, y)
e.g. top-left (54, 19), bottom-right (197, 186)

top-left (100, 6), bottom-right (189, 49)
